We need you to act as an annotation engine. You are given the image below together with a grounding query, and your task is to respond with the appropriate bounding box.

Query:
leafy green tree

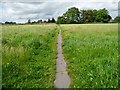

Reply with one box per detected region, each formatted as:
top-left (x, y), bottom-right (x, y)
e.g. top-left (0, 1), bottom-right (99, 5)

top-left (80, 10), bottom-right (95, 23)
top-left (57, 7), bottom-right (80, 24)
top-left (64, 7), bottom-right (80, 23)
top-left (96, 8), bottom-right (111, 23)
top-left (57, 16), bottom-right (66, 24)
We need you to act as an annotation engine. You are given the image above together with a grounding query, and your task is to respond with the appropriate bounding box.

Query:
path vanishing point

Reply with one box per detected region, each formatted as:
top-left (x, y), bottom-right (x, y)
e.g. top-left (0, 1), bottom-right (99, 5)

top-left (54, 27), bottom-right (71, 88)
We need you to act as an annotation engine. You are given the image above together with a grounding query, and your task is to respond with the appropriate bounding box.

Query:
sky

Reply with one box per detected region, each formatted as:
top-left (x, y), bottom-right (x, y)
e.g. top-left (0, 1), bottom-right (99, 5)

top-left (0, 0), bottom-right (119, 23)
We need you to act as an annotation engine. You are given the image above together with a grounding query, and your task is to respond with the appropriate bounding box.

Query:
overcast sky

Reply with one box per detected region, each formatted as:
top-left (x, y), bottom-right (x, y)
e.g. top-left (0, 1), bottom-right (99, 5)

top-left (0, 0), bottom-right (119, 23)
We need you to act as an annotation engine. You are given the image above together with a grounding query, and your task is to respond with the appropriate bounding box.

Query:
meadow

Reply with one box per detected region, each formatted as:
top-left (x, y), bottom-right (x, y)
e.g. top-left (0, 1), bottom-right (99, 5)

top-left (2, 23), bottom-right (118, 88)
top-left (61, 24), bottom-right (118, 88)
top-left (2, 24), bottom-right (58, 88)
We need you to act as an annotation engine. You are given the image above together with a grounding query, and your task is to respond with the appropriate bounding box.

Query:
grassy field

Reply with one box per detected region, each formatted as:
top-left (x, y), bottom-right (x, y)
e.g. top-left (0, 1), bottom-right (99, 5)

top-left (2, 24), bottom-right (58, 88)
top-left (61, 24), bottom-right (118, 88)
top-left (2, 23), bottom-right (118, 88)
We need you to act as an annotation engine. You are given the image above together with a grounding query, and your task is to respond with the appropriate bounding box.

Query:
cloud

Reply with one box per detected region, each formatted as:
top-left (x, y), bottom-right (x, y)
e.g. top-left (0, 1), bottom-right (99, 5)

top-left (1, 0), bottom-right (119, 2)
top-left (0, 1), bottom-right (119, 23)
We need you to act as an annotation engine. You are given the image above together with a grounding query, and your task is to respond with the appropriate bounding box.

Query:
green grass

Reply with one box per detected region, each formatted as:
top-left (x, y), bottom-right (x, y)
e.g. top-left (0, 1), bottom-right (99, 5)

top-left (61, 24), bottom-right (118, 88)
top-left (2, 23), bottom-right (118, 88)
top-left (2, 24), bottom-right (58, 88)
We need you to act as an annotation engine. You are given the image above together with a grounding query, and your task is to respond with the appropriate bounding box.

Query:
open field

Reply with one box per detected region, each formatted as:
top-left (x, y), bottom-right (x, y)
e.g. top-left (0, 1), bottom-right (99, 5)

top-left (61, 24), bottom-right (118, 88)
top-left (2, 24), bottom-right (58, 88)
top-left (2, 23), bottom-right (118, 88)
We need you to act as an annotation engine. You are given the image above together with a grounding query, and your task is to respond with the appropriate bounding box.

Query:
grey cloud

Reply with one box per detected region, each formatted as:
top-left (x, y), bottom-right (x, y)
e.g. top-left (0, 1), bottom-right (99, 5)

top-left (1, 1), bottom-right (119, 23)
top-left (11, 2), bottom-right (74, 18)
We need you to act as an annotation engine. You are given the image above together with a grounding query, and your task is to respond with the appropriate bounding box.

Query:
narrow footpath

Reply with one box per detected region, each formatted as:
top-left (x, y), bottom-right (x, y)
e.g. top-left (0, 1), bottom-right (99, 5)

top-left (54, 27), bottom-right (70, 88)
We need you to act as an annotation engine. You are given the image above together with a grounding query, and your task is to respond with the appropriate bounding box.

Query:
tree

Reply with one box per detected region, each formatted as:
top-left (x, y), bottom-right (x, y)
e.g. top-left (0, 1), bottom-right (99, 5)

top-left (51, 18), bottom-right (55, 23)
top-left (57, 16), bottom-right (66, 24)
top-left (64, 7), bottom-right (80, 23)
top-left (48, 18), bottom-right (51, 23)
top-left (114, 16), bottom-right (120, 22)
top-left (38, 20), bottom-right (42, 23)
top-left (104, 15), bottom-right (112, 23)
top-left (43, 20), bottom-right (47, 23)
top-left (47, 18), bottom-right (56, 23)
top-left (31, 21), bottom-right (37, 24)
top-left (28, 19), bottom-right (31, 24)
top-left (80, 10), bottom-right (95, 23)
top-left (57, 7), bottom-right (80, 24)
top-left (95, 8), bottom-right (111, 23)
top-left (80, 9), bottom-right (111, 23)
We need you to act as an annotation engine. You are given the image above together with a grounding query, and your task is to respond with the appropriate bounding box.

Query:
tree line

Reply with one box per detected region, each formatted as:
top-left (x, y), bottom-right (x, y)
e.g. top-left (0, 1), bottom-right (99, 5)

top-left (4, 18), bottom-right (56, 25)
top-left (57, 7), bottom-right (116, 24)
top-left (27, 18), bottom-right (56, 24)
top-left (4, 21), bottom-right (16, 24)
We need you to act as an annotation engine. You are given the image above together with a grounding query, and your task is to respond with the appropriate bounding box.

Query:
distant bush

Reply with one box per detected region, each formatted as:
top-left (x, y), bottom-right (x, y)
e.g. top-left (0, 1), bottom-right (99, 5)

top-left (48, 18), bottom-right (56, 23)
top-left (114, 16), bottom-right (120, 23)
top-left (5, 21), bottom-right (16, 24)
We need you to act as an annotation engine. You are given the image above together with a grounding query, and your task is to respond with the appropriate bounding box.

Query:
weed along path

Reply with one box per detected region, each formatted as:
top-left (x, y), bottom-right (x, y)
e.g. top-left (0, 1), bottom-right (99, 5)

top-left (54, 27), bottom-right (70, 88)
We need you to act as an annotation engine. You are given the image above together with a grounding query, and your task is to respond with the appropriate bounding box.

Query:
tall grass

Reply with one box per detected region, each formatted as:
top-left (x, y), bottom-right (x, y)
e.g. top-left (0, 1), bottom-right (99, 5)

top-left (2, 24), bottom-right (58, 88)
top-left (61, 24), bottom-right (118, 88)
